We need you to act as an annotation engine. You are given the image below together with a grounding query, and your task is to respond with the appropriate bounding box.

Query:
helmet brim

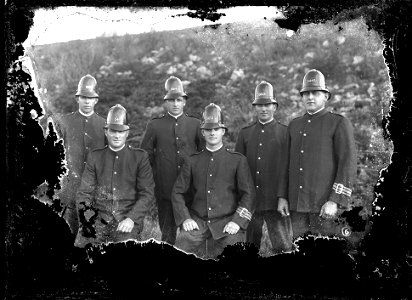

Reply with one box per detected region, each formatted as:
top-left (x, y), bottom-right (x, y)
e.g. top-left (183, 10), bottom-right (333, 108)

top-left (252, 98), bottom-right (278, 106)
top-left (164, 92), bottom-right (187, 100)
top-left (104, 124), bottom-right (130, 131)
top-left (200, 123), bottom-right (227, 130)
top-left (76, 90), bottom-right (99, 98)
top-left (300, 87), bottom-right (331, 100)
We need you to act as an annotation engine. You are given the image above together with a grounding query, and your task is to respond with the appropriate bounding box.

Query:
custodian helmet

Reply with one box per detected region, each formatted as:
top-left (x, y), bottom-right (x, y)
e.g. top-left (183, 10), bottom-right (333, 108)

top-left (253, 81), bottom-right (278, 106)
top-left (300, 69), bottom-right (331, 100)
top-left (104, 104), bottom-right (129, 131)
top-left (164, 76), bottom-right (187, 100)
top-left (200, 103), bottom-right (227, 130)
top-left (75, 74), bottom-right (99, 98)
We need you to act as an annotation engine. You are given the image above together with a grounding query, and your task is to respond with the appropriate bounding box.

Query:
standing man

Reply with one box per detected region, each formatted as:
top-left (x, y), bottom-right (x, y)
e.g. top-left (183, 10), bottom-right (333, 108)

top-left (76, 104), bottom-right (155, 245)
top-left (278, 69), bottom-right (357, 241)
top-left (172, 103), bottom-right (255, 259)
top-left (51, 74), bottom-right (106, 238)
top-left (140, 76), bottom-right (204, 244)
top-left (235, 81), bottom-right (292, 253)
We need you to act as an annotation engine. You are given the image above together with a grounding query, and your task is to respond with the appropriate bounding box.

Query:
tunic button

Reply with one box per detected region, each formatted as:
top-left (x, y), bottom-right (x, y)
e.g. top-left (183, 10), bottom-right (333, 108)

top-left (210, 174), bottom-right (212, 177)
top-left (261, 130), bottom-right (264, 133)
top-left (113, 188), bottom-right (116, 191)
top-left (176, 137), bottom-right (179, 140)
top-left (84, 133), bottom-right (87, 135)
top-left (258, 157), bottom-right (261, 160)
top-left (299, 168), bottom-right (303, 171)
top-left (116, 156), bottom-right (119, 159)
top-left (178, 165), bottom-right (181, 169)
top-left (256, 185), bottom-right (259, 189)
top-left (208, 190), bottom-right (211, 194)
top-left (208, 207), bottom-right (212, 211)
top-left (114, 171), bottom-right (117, 174)
top-left (176, 123), bottom-right (178, 126)
top-left (308, 120), bottom-right (311, 123)
top-left (211, 158), bottom-right (214, 161)
top-left (208, 220), bottom-right (211, 223)
top-left (85, 119), bottom-right (88, 122)
top-left (301, 150), bottom-right (304, 153)
top-left (177, 150), bottom-right (180, 154)
top-left (303, 133), bottom-right (307, 136)
top-left (299, 186), bottom-right (303, 189)
top-left (257, 171), bottom-right (260, 174)
top-left (259, 143), bottom-right (262, 146)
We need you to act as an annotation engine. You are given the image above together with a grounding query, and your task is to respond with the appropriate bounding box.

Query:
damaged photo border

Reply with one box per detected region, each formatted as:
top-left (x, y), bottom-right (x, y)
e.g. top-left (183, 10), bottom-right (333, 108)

top-left (5, 2), bottom-right (411, 299)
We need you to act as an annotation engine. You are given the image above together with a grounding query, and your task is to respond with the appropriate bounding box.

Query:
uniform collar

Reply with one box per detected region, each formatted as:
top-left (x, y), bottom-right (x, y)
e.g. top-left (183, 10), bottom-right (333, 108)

top-left (109, 144), bottom-right (126, 152)
top-left (78, 110), bottom-right (94, 117)
top-left (258, 118), bottom-right (274, 126)
top-left (168, 112), bottom-right (183, 119)
top-left (206, 144), bottom-right (223, 153)
top-left (307, 107), bottom-right (325, 116)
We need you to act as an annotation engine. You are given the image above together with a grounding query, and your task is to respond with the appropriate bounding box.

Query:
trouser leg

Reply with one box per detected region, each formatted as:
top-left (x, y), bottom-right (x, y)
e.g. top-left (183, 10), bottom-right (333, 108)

top-left (246, 211), bottom-right (264, 250)
top-left (157, 198), bottom-right (177, 244)
top-left (209, 231), bottom-right (246, 259)
top-left (174, 227), bottom-right (209, 258)
top-left (264, 210), bottom-right (293, 253)
top-left (290, 211), bottom-right (310, 239)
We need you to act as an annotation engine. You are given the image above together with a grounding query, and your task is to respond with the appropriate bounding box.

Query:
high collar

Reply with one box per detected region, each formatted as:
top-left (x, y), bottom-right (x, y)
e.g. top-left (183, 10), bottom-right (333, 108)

top-left (78, 110), bottom-right (94, 117)
top-left (168, 112), bottom-right (183, 119)
top-left (206, 144), bottom-right (223, 153)
top-left (109, 144), bottom-right (126, 152)
top-left (307, 107), bottom-right (325, 116)
top-left (258, 118), bottom-right (274, 126)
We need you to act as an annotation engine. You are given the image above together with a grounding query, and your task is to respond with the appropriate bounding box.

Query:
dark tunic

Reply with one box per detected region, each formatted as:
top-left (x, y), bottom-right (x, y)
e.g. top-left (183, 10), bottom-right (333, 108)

top-left (54, 111), bottom-right (106, 181)
top-left (235, 119), bottom-right (287, 211)
top-left (278, 109), bottom-right (357, 212)
top-left (172, 147), bottom-right (256, 240)
top-left (76, 144), bottom-right (155, 225)
top-left (140, 113), bottom-right (204, 200)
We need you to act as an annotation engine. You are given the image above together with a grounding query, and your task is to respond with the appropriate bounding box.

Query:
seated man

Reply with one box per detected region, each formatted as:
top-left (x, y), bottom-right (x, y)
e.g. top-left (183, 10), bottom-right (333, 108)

top-left (76, 104), bottom-right (155, 245)
top-left (172, 103), bottom-right (255, 259)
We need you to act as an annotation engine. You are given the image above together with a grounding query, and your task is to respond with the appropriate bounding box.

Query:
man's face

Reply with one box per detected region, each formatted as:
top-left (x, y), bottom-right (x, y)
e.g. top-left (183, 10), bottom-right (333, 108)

top-left (254, 103), bottom-right (276, 123)
top-left (301, 90), bottom-right (328, 114)
top-left (105, 128), bottom-right (129, 150)
top-left (164, 97), bottom-right (186, 116)
top-left (77, 96), bottom-right (98, 114)
top-left (202, 127), bottom-right (225, 148)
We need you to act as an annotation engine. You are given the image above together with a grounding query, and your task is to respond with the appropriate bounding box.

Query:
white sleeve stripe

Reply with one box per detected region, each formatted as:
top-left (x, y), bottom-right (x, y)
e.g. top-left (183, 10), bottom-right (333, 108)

top-left (333, 183), bottom-right (352, 197)
top-left (236, 207), bottom-right (252, 221)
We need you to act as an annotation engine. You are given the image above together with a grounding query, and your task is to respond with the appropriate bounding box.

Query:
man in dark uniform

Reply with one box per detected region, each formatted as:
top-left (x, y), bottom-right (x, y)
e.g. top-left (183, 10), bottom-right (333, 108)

top-left (235, 81), bottom-right (292, 253)
top-left (172, 103), bottom-right (255, 259)
top-left (278, 69), bottom-right (357, 241)
top-left (50, 74), bottom-right (106, 237)
top-left (140, 76), bottom-right (204, 244)
top-left (76, 104), bottom-right (155, 245)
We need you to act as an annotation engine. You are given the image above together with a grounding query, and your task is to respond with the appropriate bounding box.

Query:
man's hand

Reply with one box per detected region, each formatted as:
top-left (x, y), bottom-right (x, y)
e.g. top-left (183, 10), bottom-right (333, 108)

top-left (182, 219), bottom-right (199, 231)
top-left (117, 218), bottom-right (134, 233)
top-left (320, 201), bottom-right (338, 219)
top-left (223, 221), bottom-right (240, 235)
top-left (277, 197), bottom-right (290, 217)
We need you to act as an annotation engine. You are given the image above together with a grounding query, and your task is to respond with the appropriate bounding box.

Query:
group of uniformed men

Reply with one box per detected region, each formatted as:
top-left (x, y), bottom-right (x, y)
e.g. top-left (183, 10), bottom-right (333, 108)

top-left (50, 69), bottom-right (356, 259)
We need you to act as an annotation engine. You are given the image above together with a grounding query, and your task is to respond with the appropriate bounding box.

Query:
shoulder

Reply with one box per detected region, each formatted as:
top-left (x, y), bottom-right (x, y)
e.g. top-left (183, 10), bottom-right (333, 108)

top-left (225, 149), bottom-right (245, 158)
top-left (89, 145), bottom-right (108, 157)
top-left (93, 111), bottom-right (106, 121)
top-left (190, 149), bottom-right (205, 157)
top-left (276, 121), bottom-right (287, 128)
top-left (185, 112), bottom-right (202, 120)
top-left (127, 144), bottom-right (147, 153)
top-left (150, 113), bottom-right (166, 121)
top-left (240, 120), bottom-right (257, 131)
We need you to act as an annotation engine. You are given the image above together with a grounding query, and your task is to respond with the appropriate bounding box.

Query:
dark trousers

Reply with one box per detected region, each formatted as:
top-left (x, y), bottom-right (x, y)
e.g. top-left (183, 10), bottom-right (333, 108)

top-left (175, 226), bottom-right (245, 259)
top-left (247, 210), bottom-right (293, 253)
top-left (157, 198), bottom-right (177, 244)
top-left (291, 211), bottom-right (342, 238)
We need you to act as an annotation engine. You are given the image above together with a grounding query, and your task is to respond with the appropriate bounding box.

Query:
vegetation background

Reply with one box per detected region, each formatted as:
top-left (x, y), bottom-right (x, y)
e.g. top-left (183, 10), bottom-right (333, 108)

top-left (28, 19), bottom-right (393, 256)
